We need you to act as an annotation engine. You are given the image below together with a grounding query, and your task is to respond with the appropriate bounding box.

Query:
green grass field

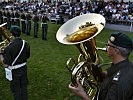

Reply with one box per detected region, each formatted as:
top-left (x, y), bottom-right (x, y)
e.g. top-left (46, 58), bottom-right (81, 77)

top-left (0, 22), bottom-right (133, 100)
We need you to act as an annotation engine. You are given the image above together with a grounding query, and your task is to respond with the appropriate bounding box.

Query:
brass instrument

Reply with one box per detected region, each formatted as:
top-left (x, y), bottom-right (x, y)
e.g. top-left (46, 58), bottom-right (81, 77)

top-left (56, 13), bottom-right (106, 99)
top-left (0, 23), bottom-right (14, 51)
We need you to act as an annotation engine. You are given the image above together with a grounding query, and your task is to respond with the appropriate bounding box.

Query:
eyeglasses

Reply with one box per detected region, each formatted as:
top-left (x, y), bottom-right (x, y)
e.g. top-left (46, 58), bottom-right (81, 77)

top-left (105, 43), bottom-right (117, 48)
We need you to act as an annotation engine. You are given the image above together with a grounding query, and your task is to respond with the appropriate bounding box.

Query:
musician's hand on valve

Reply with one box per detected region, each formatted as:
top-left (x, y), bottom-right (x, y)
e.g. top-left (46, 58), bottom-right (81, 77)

top-left (69, 80), bottom-right (91, 100)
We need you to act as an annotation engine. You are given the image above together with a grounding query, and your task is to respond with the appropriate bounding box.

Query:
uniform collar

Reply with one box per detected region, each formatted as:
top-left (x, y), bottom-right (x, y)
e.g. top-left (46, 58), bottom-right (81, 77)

top-left (12, 37), bottom-right (22, 41)
top-left (107, 59), bottom-right (129, 76)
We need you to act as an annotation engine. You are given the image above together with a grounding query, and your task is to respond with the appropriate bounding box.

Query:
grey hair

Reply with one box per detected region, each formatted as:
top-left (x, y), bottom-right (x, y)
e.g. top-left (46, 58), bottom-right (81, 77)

top-left (115, 45), bottom-right (132, 58)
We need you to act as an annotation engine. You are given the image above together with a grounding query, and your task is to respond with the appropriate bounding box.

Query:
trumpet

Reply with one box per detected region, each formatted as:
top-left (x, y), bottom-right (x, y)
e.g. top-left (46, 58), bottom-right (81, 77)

top-left (56, 13), bottom-right (107, 99)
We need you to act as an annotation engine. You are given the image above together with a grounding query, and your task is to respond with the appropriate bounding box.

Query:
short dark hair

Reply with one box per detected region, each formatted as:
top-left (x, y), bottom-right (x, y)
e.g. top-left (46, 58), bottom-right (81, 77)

top-left (10, 25), bottom-right (21, 37)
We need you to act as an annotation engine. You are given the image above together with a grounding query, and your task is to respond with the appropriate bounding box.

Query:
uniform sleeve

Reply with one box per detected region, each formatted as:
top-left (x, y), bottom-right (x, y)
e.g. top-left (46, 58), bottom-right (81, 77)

top-left (105, 81), bottom-right (118, 100)
top-left (105, 76), bottom-right (133, 100)
top-left (3, 46), bottom-right (12, 65)
top-left (26, 42), bottom-right (30, 59)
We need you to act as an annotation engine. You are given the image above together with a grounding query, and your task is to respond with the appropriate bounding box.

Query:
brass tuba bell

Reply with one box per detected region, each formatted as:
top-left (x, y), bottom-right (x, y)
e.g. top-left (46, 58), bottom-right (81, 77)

top-left (0, 23), bottom-right (14, 51)
top-left (56, 13), bottom-right (106, 99)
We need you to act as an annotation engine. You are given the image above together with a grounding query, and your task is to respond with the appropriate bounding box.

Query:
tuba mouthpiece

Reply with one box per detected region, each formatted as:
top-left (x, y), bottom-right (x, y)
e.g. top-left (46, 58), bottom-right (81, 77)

top-left (96, 47), bottom-right (107, 51)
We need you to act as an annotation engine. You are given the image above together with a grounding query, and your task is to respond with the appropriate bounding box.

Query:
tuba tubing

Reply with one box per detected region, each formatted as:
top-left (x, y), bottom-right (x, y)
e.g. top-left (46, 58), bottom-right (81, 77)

top-left (56, 13), bottom-right (106, 99)
top-left (0, 23), bottom-right (14, 50)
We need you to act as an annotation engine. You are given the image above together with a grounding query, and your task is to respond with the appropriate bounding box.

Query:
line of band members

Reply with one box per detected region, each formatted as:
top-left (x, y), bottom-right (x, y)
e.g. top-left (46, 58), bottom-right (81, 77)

top-left (0, 10), bottom-right (49, 40)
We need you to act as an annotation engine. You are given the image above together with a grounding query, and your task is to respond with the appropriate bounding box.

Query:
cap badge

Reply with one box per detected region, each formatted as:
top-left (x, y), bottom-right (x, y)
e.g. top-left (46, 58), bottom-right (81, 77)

top-left (110, 36), bottom-right (115, 42)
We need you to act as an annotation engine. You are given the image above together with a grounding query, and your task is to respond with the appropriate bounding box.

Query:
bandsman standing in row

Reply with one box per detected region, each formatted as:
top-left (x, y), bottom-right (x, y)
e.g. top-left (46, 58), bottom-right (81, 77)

top-left (20, 11), bottom-right (26, 34)
top-left (14, 10), bottom-right (20, 27)
top-left (6, 10), bottom-right (11, 29)
top-left (0, 9), bottom-right (3, 41)
top-left (33, 13), bottom-right (39, 38)
top-left (25, 12), bottom-right (32, 36)
top-left (0, 9), bottom-right (3, 24)
top-left (41, 13), bottom-right (49, 40)
top-left (3, 9), bottom-right (7, 28)
top-left (10, 10), bottom-right (15, 26)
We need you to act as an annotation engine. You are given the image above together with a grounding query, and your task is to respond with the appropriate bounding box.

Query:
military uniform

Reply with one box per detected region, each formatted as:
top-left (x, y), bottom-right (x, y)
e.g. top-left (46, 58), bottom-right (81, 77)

top-left (0, 10), bottom-right (3, 24)
top-left (97, 32), bottom-right (133, 100)
top-left (3, 10), bottom-right (7, 23)
top-left (25, 12), bottom-right (32, 35)
top-left (3, 10), bottom-right (7, 28)
top-left (14, 11), bottom-right (20, 26)
top-left (98, 59), bottom-right (133, 100)
top-left (33, 14), bottom-right (39, 38)
top-left (3, 26), bottom-right (30, 100)
top-left (20, 13), bottom-right (26, 34)
top-left (10, 11), bottom-right (15, 25)
top-left (0, 10), bottom-right (3, 41)
top-left (41, 14), bottom-right (49, 40)
top-left (6, 10), bottom-right (11, 29)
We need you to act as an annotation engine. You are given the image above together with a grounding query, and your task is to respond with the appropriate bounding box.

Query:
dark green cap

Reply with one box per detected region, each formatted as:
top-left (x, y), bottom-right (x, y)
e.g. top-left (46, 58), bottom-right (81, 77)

top-left (109, 32), bottom-right (133, 49)
top-left (10, 25), bottom-right (21, 37)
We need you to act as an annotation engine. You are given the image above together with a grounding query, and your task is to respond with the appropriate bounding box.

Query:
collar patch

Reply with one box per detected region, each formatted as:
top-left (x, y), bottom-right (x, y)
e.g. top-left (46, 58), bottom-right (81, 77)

top-left (113, 71), bottom-right (120, 81)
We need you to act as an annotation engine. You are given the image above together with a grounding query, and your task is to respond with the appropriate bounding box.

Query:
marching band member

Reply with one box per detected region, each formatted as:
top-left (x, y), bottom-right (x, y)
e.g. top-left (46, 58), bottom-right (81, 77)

top-left (33, 12), bottom-right (39, 38)
top-left (0, 25), bottom-right (30, 100)
top-left (41, 13), bottom-right (49, 40)
top-left (20, 10), bottom-right (26, 34)
top-left (25, 12), bottom-right (32, 36)
top-left (69, 32), bottom-right (133, 100)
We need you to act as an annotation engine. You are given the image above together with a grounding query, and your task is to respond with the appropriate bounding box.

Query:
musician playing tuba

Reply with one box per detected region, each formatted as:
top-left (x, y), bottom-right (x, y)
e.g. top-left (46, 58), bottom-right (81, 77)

top-left (0, 25), bottom-right (30, 100)
top-left (69, 32), bottom-right (133, 100)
